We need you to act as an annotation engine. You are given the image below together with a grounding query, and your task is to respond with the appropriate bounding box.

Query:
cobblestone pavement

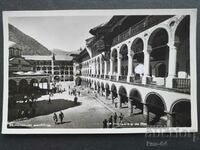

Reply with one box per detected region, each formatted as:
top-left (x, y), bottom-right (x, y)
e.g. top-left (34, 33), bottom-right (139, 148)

top-left (10, 82), bottom-right (114, 128)
top-left (10, 81), bottom-right (165, 128)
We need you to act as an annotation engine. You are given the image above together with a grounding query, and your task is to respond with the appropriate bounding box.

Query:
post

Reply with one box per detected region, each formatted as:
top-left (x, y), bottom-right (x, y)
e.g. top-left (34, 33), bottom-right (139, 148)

top-left (110, 58), bottom-right (114, 78)
top-left (127, 51), bottom-right (134, 82)
top-left (118, 95), bottom-right (122, 108)
top-left (117, 54), bottom-right (122, 81)
top-left (166, 42), bottom-right (178, 88)
top-left (128, 99), bottom-right (133, 115)
top-left (142, 51), bottom-right (151, 84)
top-left (104, 60), bottom-right (107, 76)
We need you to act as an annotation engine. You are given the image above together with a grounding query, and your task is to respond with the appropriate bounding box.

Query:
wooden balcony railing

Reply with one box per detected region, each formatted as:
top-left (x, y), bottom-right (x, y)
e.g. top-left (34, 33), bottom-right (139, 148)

top-left (173, 78), bottom-right (190, 94)
top-left (111, 75), bottom-right (117, 81)
top-left (112, 16), bottom-right (171, 46)
top-left (105, 75), bottom-right (110, 79)
top-left (119, 75), bottom-right (127, 82)
top-left (130, 75), bottom-right (142, 84)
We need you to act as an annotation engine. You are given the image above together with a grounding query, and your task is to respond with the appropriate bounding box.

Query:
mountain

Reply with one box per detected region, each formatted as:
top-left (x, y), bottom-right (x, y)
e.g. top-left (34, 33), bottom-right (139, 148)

top-left (9, 24), bottom-right (51, 55)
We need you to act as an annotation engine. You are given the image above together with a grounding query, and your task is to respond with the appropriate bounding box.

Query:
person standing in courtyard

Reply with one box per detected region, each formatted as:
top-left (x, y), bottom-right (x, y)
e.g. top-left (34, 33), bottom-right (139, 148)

top-left (114, 97), bottom-right (118, 108)
top-left (108, 116), bottom-right (113, 128)
top-left (53, 113), bottom-right (58, 124)
top-left (119, 113), bottom-right (124, 124)
top-left (59, 111), bottom-right (64, 124)
top-left (74, 95), bottom-right (78, 103)
top-left (114, 112), bottom-right (118, 126)
top-left (48, 93), bottom-right (52, 104)
top-left (103, 119), bottom-right (108, 128)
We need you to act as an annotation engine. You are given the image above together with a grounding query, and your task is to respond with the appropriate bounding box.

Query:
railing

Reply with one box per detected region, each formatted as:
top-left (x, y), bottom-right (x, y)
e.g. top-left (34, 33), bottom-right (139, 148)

top-left (111, 75), bottom-right (117, 81)
top-left (100, 75), bottom-right (104, 79)
top-left (105, 75), bottom-right (110, 79)
top-left (173, 78), bottom-right (190, 94)
top-left (112, 16), bottom-right (171, 46)
top-left (119, 75), bottom-right (127, 82)
top-left (130, 75), bottom-right (142, 84)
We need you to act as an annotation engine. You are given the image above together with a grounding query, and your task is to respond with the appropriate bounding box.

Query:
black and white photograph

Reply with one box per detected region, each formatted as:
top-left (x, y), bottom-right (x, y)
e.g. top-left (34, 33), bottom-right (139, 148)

top-left (2, 9), bottom-right (197, 134)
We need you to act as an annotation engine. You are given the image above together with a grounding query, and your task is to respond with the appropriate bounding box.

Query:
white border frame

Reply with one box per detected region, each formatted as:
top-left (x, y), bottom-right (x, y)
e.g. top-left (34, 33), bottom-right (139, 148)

top-left (2, 9), bottom-right (198, 134)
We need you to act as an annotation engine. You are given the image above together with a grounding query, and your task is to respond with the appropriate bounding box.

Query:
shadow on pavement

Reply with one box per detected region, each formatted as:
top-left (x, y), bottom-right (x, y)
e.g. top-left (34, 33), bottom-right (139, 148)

top-left (8, 99), bottom-right (81, 122)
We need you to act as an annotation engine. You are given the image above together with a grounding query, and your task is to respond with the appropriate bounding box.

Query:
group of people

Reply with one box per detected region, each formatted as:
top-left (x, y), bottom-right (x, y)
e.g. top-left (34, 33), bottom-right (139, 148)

top-left (103, 112), bottom-right (124, 128)
top-left (68, 86), bottom-right (81, 97)
top-left (53, 111), bottom-right (64, 124)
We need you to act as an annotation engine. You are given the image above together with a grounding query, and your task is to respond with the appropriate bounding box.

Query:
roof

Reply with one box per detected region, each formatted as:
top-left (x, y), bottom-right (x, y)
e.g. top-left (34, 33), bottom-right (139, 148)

top-left (22, 54), bottom-right (73, 61)
top-left (9, 43), bottom-right (23, 50)
top-left (22, 55), bottom-right (52, 61)
top-left (9, 41), bottom-right (16, 47)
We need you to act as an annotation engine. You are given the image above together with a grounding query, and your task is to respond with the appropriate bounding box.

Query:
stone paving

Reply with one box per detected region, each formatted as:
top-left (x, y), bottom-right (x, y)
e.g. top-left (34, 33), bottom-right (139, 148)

top-left (9, 81), bottom-right (165, 129)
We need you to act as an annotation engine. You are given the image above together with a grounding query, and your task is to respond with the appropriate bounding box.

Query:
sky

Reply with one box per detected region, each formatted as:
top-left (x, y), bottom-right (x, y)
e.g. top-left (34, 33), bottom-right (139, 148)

top-left (9, 16), bottom-right (112, 51)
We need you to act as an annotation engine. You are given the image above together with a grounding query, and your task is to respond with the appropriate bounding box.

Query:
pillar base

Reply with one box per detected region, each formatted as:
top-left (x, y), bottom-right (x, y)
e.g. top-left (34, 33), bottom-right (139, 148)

top-left (118, 96), bottom-right (122, 108)
top-left (127, 75), bottom-right (131, 82)
top-left (142, 76), bottom-right (148, 84)
top-left (166, 76), bottom-right (175, 88)
top-left (143, 104), bottom-right (148, 115)
top-left (128, 100), bottom-right (133, 115)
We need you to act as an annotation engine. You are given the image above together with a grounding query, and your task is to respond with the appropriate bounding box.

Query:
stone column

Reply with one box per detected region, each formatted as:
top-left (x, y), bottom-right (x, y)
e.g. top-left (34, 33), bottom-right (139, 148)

top-left (100, 57), bottom-right (103, 75)
top-left (166, 113), bottom-right (174, 127)
top-left (166, 43), bottom-right (177, 88)
top-left (143, 103), bottom-right (148, 115)
top-left (127, 51), bottom-right (134, 82)
top-left (117, 54), bottom-right (122, 80)
top-left (68, 67), bottom-right (70, 76)
top-left (63, 68), bottom-right (65, 81)
top-left (96, 59), bottom-right (99, 75)
top-left (51, 56), bottom-right (54, 82)
top-left (111, 92), bottom-right (114, 104)
top-left (142, 49), bottom-right (151, 84)
top-left (128, 99), bottom-right (133, 115)
top-left (118, 95), bottom-right (122, 108)
top-left (104, 61), bottom-right (107, 76)
top-left (110, 58), bottom-right (114, 77)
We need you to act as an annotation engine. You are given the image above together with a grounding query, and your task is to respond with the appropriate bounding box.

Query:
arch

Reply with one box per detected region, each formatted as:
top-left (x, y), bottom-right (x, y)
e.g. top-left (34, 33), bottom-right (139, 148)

top-left (101, 82), bottom-right (105, 91)
top-left (19, 79), bottom-right (29, 94)
top-left (145, 92), bottom-right (166, 115)
top-left (148, 27), bottom-right (169, 48)
top-left (155, 62), bottom-right (167, 77)
top-left (111, 48), bottom-right (118, 59)
top-left (119, 44), bottom-right (128, 55)
top-left (129, 88), bottom-right (143, 112)
top-left (9, 79), bottom-right (17, 94)
top-left (148, 28), bottom-right (169, 78)
top-left (118, 86), bottom-right (128, 105)
top-left (170, 99), bottom-right (191, 127)
top-left (118, 86), bottom-right (127, 96)
top-left (54, 76), bottom-right (60, 81)
top-left (111, 84), bottom-right (117, 92)
top-left (111, 48), bottom-right (118, 74)
top-left (131, 37), bottom-right (144, 54)
top-left (40, 78), bottom-right (48, 83)
top-left (119, 44), bottom-right (128, 76)
top-left (105, 83), bottom-right (110, 91)
top-left (175, 16), bottom-right (190, 78)
top-left (129, 88), bottom-right (142, 102)
top-left (30, 78), bottom-right (38, 85)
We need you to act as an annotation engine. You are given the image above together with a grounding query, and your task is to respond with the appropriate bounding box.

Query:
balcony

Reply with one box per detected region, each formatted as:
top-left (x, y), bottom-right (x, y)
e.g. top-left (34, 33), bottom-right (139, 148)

top-left (130, 75), bottom-right (142, 84)
top-left (100, 75), bottom-right (104, 79)
top-left (118, 75), bottom-right (127, 82)
top-left (173, 78), bottom-right (190, 94)
top-left (111, 75), bottom-right (117, 81)
top-left (112, 16), bottom-right (171, 46)
top-left (105, 75), bottom-right (110, 79)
